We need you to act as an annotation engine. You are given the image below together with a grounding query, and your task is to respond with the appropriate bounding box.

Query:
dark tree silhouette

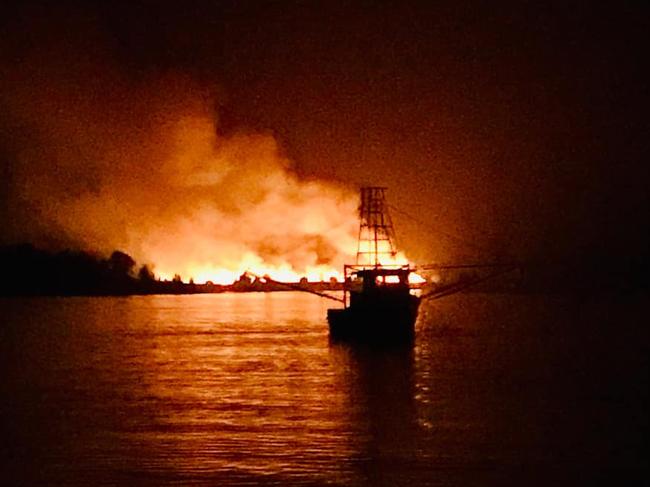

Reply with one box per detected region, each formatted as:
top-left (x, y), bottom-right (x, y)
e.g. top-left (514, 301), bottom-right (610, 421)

top-left (108, 251), bottom-right (136, 276)
top-left (138, 264), bottom-right (155, 282)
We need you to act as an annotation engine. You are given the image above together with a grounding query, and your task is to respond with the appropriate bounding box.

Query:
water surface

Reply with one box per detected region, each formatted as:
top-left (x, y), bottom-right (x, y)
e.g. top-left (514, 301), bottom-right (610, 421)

top-left (1, 292), bottom-right (647, 485)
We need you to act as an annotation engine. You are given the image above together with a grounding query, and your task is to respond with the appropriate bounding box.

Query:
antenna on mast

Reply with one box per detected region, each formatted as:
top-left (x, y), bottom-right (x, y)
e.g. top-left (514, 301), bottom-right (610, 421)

top-left (356, 187), bottom-right (398, 267)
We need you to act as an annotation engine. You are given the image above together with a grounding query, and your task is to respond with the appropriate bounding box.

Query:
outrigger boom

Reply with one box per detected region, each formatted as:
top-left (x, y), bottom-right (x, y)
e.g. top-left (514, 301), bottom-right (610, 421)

top-left (244, 271), bottom-right (344, 303)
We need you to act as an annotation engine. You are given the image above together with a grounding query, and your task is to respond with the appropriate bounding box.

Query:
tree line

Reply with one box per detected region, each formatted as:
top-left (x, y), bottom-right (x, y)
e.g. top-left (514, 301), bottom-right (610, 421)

top-left (0, 244), bottom-right (205, 296)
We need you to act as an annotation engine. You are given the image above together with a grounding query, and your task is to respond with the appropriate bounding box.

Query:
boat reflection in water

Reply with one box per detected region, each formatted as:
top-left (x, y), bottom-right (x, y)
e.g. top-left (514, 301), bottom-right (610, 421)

top-left (329, 342), bottom-right (419, 485)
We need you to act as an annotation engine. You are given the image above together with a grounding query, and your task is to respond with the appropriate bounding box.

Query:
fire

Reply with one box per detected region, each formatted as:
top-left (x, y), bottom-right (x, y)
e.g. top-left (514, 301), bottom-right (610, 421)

top-left (124, 114), bottom-right (421, 286)
top-left (115, 114), bottom-right (362, 285)
top-left (157, 262), bottom-right (345, 285)
top-left (2, 56), bottom-right (422, 285)
top-left (152, 236), bottom-right (424, 286)
top-left (145, 185), bottom-right (424, 285)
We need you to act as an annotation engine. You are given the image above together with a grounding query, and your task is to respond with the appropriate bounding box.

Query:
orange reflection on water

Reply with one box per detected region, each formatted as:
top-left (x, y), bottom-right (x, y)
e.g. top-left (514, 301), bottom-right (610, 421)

top-left (132, 294), bottom-right (363, 482)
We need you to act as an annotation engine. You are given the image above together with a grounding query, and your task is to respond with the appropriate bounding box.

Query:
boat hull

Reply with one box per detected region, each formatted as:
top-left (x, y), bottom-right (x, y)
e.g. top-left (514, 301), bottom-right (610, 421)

top-left (327, 296), bottom-right (420, 343)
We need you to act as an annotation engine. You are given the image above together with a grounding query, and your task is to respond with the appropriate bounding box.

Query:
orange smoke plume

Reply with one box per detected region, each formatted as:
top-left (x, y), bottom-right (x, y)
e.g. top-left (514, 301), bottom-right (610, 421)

top-left (1, 70), bottom-right (359, 283)
top-left (0, 13), bottom-right (418, 283)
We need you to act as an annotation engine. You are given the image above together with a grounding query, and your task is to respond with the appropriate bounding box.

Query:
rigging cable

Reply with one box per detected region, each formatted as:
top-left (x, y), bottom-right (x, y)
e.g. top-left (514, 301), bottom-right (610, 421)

top-left (420, 264), bottom-right (519, 301)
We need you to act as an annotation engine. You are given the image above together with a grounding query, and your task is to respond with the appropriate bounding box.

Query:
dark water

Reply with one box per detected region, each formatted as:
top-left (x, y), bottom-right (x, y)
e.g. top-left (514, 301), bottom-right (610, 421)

top-left (1, 292), bottom-right (647, 486)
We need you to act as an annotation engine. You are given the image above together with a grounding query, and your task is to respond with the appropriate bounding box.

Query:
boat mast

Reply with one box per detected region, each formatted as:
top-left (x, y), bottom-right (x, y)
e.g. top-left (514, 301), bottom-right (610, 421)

top-left (356, 187), bottom-right (398, 268)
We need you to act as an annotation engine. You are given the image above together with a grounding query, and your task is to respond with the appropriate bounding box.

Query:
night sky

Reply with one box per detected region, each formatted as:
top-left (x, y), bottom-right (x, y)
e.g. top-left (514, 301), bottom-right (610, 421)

top-left (1, 0), bottom-right (647, 276)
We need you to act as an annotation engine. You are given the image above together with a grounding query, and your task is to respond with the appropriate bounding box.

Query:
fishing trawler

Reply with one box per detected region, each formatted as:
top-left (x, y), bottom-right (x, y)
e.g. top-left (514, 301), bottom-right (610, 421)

top-left (253, 186), bottom-right (519, 344)
top-left (327, 187), bottom-right (420, 342)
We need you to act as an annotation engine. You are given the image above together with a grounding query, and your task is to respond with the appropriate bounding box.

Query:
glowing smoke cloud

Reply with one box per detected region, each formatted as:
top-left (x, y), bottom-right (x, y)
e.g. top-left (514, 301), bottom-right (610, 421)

top-left (0, 15), bottom-right (359, 283)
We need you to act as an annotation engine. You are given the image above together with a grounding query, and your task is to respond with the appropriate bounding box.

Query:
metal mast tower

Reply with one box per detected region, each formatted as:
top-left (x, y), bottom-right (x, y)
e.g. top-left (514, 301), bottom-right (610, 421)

top-left (356, 187), bottom-right (399, 267)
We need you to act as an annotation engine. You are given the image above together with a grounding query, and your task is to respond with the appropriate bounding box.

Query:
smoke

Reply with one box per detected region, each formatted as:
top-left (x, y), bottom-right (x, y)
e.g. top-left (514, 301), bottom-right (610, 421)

top-left (0, 8), bottom-right (358, 283)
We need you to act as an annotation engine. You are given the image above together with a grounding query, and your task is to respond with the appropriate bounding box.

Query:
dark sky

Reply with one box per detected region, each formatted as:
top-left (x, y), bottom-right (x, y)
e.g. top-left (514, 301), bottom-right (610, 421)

top-left (1, 0), bottom-right (648, 267)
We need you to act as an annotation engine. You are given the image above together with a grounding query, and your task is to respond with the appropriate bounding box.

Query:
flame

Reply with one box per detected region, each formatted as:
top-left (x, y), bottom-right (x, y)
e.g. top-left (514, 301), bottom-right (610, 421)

top-left (152, 225), bottom-right (427, 285)
top-left (156, 257), bottom-right (425, 286)
top-left (157, 261), bottom-right (345, 286)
